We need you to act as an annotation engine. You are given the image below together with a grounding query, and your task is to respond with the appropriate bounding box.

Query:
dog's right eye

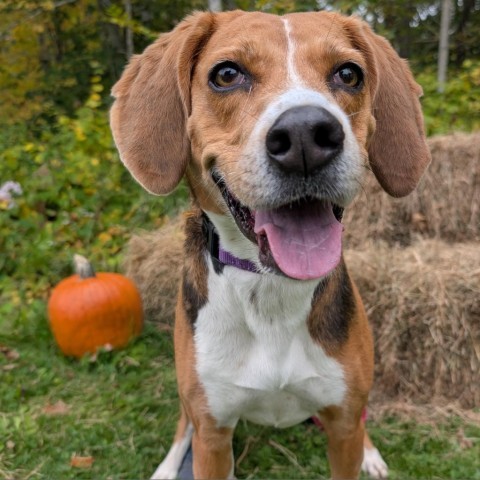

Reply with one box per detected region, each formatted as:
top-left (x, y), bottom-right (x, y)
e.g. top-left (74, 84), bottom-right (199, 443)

top-left (209, 62), bottom-right (249, 91)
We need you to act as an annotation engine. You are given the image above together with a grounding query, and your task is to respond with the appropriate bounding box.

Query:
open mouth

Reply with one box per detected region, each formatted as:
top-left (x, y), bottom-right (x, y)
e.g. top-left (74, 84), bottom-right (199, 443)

top-left (212, 172), bottom-right (345, 280)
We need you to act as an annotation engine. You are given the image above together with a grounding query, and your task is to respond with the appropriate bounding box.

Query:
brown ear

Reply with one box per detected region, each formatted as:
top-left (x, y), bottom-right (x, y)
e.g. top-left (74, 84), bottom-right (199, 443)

top-left (110, 12), bottom-right (216, 195)
top-left (345, 18), bottom-right (431, 197)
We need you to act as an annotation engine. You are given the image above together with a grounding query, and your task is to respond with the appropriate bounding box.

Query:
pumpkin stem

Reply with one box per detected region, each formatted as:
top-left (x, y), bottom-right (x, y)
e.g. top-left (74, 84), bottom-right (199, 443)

top-left (73, 254), bottom-right (96, 279)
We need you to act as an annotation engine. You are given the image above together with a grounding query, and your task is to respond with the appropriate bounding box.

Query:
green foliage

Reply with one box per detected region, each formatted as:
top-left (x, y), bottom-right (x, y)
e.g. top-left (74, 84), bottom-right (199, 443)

top-left (0, 313), bottom-right (179, 478)
top-left (0, 72), bottom-right (188, 315)
top-left (417, 60), bottom-right (480, 135)
top-left (255, 0), bottom-right (318, 13)
top-left (0, 0), bottom-right (105, 123)
top-left (0, 0), bottom-right (205, 127)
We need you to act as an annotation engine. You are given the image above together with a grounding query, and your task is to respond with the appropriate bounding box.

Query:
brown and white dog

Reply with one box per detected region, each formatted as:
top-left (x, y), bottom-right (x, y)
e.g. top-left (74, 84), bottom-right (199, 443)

top-left (110, 10), bottom-right (430, 480)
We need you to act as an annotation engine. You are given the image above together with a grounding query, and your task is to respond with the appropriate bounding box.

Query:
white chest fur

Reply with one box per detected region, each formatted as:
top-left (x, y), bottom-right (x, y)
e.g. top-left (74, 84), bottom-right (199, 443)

top-left (194, 261), bottom-right (347, 429)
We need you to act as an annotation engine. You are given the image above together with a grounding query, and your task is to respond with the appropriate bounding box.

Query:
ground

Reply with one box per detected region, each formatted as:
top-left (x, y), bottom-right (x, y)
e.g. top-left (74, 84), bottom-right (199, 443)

top-left (1, 304), bottom-right (479, 479)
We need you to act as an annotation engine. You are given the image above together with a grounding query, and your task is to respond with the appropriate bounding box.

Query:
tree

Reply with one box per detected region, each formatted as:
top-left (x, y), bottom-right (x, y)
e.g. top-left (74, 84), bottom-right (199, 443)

top-left (208, 0), bottom-right (222, 10)
top-left (437, 0), bottom-right (452, 93)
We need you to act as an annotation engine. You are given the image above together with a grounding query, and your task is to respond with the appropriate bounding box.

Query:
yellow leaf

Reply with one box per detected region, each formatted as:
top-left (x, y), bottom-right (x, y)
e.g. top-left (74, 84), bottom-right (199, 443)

top-left (74, 125), bottom-right (86, 141)
top-left (89, 93), bottom-right (101, 103)
top-left (98, 232), bottom-right (112, 243)
top-left (33, 24), bottom-right (45, 33)
top-left (11, 293), bottom-right (21, 307)
top-left (63, 78), bottom-right (77, 87)
top-left (24, 143), bottom-right (36, 152)
top-left (42, 1), bottom-right (56, 11)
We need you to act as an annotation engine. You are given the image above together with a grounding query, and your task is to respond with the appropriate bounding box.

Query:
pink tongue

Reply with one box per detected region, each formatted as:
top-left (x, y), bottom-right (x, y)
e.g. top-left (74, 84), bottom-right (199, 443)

top-left (254, 201), bottom-right (343, 280)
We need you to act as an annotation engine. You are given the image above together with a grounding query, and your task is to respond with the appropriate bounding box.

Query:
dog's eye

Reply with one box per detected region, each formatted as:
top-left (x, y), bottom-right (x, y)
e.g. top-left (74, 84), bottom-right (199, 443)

top-left (332, 63), bottom-right (364, 89)
top-left (209, 62), bottom-right (248, 91)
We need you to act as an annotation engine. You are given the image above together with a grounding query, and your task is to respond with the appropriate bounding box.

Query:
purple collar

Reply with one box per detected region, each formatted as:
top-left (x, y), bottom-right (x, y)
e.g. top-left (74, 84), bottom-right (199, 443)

top-left (218, 247), bottom-right (259, 273)
top-left (202, 214), bottom-right (259, 274)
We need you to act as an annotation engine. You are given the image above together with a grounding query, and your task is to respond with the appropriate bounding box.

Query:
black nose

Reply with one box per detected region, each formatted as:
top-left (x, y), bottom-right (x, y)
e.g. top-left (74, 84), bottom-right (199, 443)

top-left (265, 106), bottom-right (345, 176)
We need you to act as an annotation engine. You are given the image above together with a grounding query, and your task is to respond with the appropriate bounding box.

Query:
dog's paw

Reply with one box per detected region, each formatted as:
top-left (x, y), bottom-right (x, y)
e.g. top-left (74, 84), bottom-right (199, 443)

top-left (361, 447), bottom-right (388, 479)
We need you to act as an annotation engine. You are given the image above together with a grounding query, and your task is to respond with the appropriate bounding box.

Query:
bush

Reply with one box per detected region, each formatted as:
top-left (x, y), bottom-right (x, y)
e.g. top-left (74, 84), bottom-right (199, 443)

top-left (417, 60), bottom-right (480, 135)
top-left (0, 76), bottom-right (188, 314)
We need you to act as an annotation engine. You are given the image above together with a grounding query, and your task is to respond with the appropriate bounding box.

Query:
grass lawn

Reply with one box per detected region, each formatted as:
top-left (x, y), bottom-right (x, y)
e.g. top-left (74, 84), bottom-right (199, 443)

top-left (1, 300), bottom-right (479, 479)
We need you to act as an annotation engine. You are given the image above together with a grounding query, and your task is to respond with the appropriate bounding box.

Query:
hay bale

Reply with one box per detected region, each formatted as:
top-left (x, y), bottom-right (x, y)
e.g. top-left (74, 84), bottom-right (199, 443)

top-left (344, 131), bottom-right (480, 247)
top-left (346, 239), bottom-right (480, 409)
top-left (123, 218), bottom-right (184, 324)
top-left (124, 228), bottom-right (479, 408)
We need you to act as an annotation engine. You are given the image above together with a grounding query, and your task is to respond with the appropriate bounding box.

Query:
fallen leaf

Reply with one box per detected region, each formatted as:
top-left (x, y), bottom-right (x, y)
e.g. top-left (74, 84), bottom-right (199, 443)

top-left (43, 400), bottom-right (70, 416)
top-left (122, 356), bottom-right (140, 367)
top-left (70, 455), bottom-right (94, 468)
top-left (6, 440), bottom-right (15, 450)
top-left (0, 345), bottom-right (20, 360)
top-left (2, 364), bottom-right (17, 371)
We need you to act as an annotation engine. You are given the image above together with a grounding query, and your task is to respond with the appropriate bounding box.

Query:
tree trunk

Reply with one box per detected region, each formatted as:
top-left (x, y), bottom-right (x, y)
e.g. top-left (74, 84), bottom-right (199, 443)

top-left (437, 0), bottom-right (452, 93)
top-left (97, 0), bottom-right (125, 82)
top-left (124, 0), bottom-right (134, 59)
top-left (454, 0), bottom-right (475, 67)
top-left (208, 0), bottom-right (222, 12)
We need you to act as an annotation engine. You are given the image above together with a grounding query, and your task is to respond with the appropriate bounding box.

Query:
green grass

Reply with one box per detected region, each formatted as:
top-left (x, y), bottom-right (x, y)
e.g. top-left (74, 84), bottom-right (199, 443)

top-left (1, 301), bottom-right (479, 479)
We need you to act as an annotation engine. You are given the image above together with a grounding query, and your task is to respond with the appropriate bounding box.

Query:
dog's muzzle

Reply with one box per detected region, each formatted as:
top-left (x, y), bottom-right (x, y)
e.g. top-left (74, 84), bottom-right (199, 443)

top-left (211, 106), bottom-right (350, 281)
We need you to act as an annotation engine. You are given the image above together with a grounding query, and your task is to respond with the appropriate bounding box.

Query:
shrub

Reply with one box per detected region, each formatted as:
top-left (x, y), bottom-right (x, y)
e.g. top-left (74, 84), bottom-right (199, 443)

top-left (417, 60), bottom-right (480, 135)
top-left (0, 76), bottom-right (188, 312)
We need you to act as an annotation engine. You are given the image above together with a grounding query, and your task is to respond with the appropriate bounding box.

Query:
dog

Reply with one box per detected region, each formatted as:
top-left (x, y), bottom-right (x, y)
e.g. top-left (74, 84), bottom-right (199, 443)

top-left (110, 10), bottom-right (430, 479)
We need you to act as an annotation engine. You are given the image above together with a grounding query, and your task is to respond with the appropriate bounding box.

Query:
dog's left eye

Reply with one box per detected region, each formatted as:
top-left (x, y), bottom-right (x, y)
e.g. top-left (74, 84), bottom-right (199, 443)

top-left (209, 62), bottom-right (248, 91)
top-left (332, 63), bottom-right (364, 89)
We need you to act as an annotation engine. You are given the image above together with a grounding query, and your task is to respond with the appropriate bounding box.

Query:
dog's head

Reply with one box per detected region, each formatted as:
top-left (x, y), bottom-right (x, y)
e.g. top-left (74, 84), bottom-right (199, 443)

top-left (110, 10), bottom-right (430, 280)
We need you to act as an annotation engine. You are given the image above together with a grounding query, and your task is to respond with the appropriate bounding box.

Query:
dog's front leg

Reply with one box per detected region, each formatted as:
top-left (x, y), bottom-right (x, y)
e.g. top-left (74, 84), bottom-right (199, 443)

top-left (320, 406), bottom-right (366, 480)
top-left (174, 289), bottom-right (236, 479)
top-left (191, 420), bottom-right (234, 479)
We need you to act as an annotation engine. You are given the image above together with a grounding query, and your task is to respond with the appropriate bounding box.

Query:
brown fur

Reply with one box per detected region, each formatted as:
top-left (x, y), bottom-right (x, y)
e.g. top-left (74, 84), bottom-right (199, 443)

top-left (110, 12), bottom-right (217, 195)
top-left (319, 405), bottom-right (366, 479)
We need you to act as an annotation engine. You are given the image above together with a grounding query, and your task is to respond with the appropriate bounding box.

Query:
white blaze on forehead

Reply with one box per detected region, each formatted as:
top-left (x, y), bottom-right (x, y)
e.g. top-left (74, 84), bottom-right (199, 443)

top-left (282, 18), bottom-right (303, 86)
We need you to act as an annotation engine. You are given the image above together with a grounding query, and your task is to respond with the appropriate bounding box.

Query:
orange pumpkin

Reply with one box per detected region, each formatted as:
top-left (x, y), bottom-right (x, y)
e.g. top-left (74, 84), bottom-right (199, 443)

top-left (48, 254), bottom-right (143, 358)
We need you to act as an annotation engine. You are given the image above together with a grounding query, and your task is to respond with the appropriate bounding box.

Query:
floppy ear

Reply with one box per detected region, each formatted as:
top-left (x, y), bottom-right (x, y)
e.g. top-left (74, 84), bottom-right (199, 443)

top-left (110, 12), bottom-right (216, 195)
top-left (345, 18), bottom-right (431, 197)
